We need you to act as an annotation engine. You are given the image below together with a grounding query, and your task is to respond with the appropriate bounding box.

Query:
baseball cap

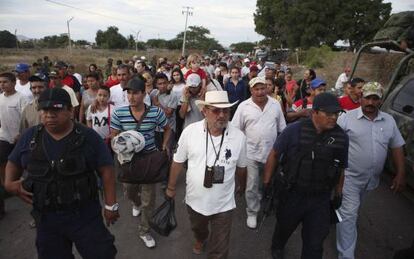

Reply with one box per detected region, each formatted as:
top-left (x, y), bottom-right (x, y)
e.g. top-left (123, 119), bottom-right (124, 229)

top-left (49, 70), bottom-right (59, 78)
top-left (123, 77), bottom-right (145, 92)
top-left (312, 92), bottom-right (343, 113)
top-left (310, 78), bottom-right (327, 89)
top-left (54, 61), bottom-right (68, 69)
top-left (14, 63), bottom-right (30, 73)
top-left (249, 77), bottom-right (266, 88)
top-left (249, 65), bottom-right (259, 72)
top-left (29, 73), bottom-right (47, 82)
top-left (362, 82), bottom-right (383, 98)
top-left (186, 73), bottom-right (201, 88)
top-left (38, 88), bottom-right (72, 110)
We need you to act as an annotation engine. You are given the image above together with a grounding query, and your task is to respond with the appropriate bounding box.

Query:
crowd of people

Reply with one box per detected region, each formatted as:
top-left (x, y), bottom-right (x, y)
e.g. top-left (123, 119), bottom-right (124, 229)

top-left (0, 52), bottom-right (409, 259)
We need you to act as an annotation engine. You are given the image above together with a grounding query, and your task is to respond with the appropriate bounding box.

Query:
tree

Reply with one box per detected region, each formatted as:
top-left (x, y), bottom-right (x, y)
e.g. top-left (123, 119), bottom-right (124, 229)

top-left (173, 25), bottom-right (224, 52)
top-left (254, 0), bottom-right (391, 49)
top-left (127, 34), bottom-right (135, 49)
top-left (230, 42), bottom-right (256, 53)
top-left (95, 26), bottom-right (128, 49)
top-left (38, 34), bottom-right (70, 48)
top-left (0, 30), bottom-right (17, 48)
top-left (146, 39), bottom-right (168, 49)
top-left (335, 0), bottom-right (391, 49)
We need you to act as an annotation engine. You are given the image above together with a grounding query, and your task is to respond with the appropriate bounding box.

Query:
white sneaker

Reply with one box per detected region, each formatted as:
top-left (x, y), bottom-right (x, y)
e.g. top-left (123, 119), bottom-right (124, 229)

top-left (132, 206), bottom-right (141, 217)
top-left (139, 233), bottom-right (156, 248)
top-left (246, 215), bottom-right (257, 229)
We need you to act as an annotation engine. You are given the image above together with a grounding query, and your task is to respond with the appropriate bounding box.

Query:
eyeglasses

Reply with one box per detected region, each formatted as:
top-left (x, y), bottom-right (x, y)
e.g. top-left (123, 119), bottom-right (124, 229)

top-left (206, 107), bottom-right (230, 115)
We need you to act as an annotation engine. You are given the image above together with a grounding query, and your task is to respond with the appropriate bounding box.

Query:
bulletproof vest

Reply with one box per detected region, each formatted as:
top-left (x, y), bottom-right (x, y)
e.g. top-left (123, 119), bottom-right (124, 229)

top-left (23, 123), bottom-right (98, 212)
top-left (284, 119), bottom-right (346, 193)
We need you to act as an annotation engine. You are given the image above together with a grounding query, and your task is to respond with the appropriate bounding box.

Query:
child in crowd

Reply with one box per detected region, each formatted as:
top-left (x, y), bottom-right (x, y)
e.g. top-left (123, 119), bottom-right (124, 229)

top-left (86, 86), bottom-right (113, 147)
top-left (184, 54), bottom-right (207, 95)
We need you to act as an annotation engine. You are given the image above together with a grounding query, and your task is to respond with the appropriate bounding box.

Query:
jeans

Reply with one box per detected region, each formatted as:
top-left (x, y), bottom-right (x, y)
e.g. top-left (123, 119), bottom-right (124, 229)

top-left (36, 201), bottom-right (116, 259)
top-left (336, 176), bottom-right (367, 259)
top-left (272, 191), bottom-right (331, 259)
top-left (187, 205), bottom-right (234, 259)
top-left (245, 158), bottom-right (264, 217)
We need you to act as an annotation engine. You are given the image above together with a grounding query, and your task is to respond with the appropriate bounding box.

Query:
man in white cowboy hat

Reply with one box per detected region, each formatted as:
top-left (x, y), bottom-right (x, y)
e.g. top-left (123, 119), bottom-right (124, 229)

top-left (166, 90), bottom-right (247, 258)
top-left (232, 77), bottom-right (286, 229)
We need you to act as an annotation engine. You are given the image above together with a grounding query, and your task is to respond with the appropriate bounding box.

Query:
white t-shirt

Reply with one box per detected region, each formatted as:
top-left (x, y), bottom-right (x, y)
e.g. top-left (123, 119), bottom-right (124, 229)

top-left (62, 85), bottom-right (79, 107)
top-left (171, 83), bottom-right (186, 106)
top-left (0, 91), bottom-right (28, 143)
top-left (173, 119), bottom-right (247, 216)
top-left (207, 79), bottom-right (223, 91)
top-left (15, 80), bottom-right (33, 102)
top-left (86, 104), bottom-right (114, 139)
top-left (110, 84), bottom-right (129, 109)
top-left (241, 66), bottom-right (250, 77)
top-left (231, 97), bottom-right (286, 163)
top-left (335, 72), bottom-right (348, 90)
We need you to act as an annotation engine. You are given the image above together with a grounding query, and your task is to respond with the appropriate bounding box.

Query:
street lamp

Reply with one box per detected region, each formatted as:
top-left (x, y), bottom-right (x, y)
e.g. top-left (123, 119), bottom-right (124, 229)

top-left (67, 17), bottom-right (74, 54)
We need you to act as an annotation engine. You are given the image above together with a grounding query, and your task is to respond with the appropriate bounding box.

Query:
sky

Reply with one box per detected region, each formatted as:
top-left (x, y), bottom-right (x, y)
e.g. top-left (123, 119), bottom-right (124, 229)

top-left (0, 0), bottom-right (413, 47)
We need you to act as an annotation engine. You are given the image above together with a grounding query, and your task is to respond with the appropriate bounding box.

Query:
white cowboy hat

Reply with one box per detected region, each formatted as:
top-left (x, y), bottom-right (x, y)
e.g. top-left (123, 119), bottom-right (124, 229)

top-left (195, 91), bottom-right (238, 109)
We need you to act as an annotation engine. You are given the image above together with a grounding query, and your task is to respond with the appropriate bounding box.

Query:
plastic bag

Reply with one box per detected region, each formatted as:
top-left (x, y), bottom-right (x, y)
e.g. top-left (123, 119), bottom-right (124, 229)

top-left (149, 198), bottom-right (177, 236)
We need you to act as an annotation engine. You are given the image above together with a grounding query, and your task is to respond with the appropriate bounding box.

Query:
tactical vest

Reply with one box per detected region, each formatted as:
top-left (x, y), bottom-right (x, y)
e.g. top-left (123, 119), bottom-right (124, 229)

top-left (23, 123), bottom-right (98, 213)
top-left (283, 119), bottom-right (347, 193)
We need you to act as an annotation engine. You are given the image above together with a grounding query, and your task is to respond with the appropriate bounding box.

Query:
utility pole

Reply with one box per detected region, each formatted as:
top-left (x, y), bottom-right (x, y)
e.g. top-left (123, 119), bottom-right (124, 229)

top-left (15, 29), bottom-right (19, 50)
top-left (131, 29), bottom-right (141, 52)
top-left (67, 17), bottom-right (74, 55)
top-left (181, 6), bottom-right (193, 57)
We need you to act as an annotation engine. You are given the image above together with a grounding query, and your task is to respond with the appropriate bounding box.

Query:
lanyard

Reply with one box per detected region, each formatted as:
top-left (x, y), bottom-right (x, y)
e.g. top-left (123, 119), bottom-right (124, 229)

top-left (205, 125), bottom-right (225, 167)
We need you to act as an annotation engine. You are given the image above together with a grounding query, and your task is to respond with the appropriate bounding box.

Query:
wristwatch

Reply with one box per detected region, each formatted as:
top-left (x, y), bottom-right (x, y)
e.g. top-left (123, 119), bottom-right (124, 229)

top-left (104, 203), bottom-right (119, 212)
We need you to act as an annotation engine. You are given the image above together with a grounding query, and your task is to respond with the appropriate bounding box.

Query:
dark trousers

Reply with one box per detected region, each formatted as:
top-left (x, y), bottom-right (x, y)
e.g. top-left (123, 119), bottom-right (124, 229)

top-left (36, 201), bottom-right (116, 259)
top-left (187, 205), bottom-right (233, 259)
top-left (272, 191), bottom-right (331, 259)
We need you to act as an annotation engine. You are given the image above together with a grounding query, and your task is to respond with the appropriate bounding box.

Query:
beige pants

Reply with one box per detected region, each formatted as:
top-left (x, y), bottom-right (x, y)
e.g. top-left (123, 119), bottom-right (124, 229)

top-left (123, 183), bottom-right (156, 235)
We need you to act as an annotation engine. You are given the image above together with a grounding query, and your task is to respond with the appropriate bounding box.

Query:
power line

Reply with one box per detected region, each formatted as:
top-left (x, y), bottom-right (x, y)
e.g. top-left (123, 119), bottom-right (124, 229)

top-left (44, 0), bottom-right (167, 31)
top-left (181, 6), bottom-right (193, 57)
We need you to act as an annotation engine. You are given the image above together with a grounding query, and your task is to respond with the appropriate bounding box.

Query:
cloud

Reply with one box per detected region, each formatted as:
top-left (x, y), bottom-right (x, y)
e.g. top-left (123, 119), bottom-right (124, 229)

top-left (0, 0), bottom-right (412, 47)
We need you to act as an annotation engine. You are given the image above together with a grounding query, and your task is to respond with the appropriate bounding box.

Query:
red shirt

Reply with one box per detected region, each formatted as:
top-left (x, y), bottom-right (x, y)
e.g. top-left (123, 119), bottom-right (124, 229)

top-left (339, 95), bottom-right (360, 111)
top-left (184, 68), bottom-right (207, 80)
top-left (105, 76), bottom-right (119, 88)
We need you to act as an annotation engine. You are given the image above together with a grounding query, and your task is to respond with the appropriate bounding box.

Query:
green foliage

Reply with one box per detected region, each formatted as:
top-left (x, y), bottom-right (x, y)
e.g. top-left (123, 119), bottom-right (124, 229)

top-left (95, 26), bottom-right (128, 49)
top-left (37, 34), bottom-right (70, 48)
top-left (75, 40), bottom-right (90, 46)
top-left (254, 0), bottom-right (391, 49)
top-left (303, 45), bottom-right (334, 68)
top-left (173, 26), bottom-right (224, 52)
top-left (19, 41), bottom-right (35, 48)
top-left (0, 30), bottom-right (17, 48)
top-left (146, 39), bottom-right (168, 49)
top-left (230, 42), bottom-right (256, 53)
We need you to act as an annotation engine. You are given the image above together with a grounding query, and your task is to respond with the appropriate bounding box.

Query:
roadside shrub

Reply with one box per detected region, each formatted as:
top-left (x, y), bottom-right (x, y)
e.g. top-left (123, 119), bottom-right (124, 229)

top-left (304, 45), bottom-right (334, 68)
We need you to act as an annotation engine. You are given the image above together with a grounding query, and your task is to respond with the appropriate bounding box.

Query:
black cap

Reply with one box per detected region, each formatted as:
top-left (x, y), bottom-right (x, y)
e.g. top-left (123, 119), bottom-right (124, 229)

top-left (38, 88), bottom-right (71, 110)
top-left (123, 77), bottom-right (145, 92)
top-left (54, 61), bottom-right (68, 68)
top-left (312, 92), bottom-right (343, 113)
top-left (29, 73), bottom-right (47, 82)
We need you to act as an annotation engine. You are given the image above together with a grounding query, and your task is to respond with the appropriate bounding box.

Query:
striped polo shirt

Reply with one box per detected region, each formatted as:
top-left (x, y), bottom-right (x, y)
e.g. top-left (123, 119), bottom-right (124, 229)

top-left (111, 105), bottom-right (167, 152)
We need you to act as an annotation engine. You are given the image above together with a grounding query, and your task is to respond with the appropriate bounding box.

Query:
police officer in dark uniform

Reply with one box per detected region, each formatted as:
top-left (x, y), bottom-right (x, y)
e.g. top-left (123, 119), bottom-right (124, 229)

top-left (5, 88), bottom-right (119, 259)
top-left (263, 92), bottom-right (349, 259)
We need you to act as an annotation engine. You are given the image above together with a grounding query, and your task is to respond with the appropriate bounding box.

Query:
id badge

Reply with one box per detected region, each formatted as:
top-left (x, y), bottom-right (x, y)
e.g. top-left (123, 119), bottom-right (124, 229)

top-left (212, 166), bottom-right (225, 184)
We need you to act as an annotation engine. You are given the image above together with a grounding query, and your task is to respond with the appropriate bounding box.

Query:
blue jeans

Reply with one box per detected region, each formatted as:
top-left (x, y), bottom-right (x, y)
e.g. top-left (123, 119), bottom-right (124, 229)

top-left (36, 201), bottom-right (116, 259)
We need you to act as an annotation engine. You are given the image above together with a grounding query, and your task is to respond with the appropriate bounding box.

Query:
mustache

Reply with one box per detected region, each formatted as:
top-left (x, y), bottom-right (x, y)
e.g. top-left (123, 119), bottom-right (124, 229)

top-left (365, 105), bottom-right (377, 109)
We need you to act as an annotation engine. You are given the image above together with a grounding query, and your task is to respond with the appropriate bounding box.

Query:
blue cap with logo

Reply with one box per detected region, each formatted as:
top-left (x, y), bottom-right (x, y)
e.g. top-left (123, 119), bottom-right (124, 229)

top-left (14, 63), bottom-right (30, 73)
top-left (310, 78), bottom-right (327, 89)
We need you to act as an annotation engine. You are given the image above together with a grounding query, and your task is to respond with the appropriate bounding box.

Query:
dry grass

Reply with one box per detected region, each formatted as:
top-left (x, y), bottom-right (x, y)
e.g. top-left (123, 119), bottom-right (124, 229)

top-left (0, 48), bottom-right (182, 74)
